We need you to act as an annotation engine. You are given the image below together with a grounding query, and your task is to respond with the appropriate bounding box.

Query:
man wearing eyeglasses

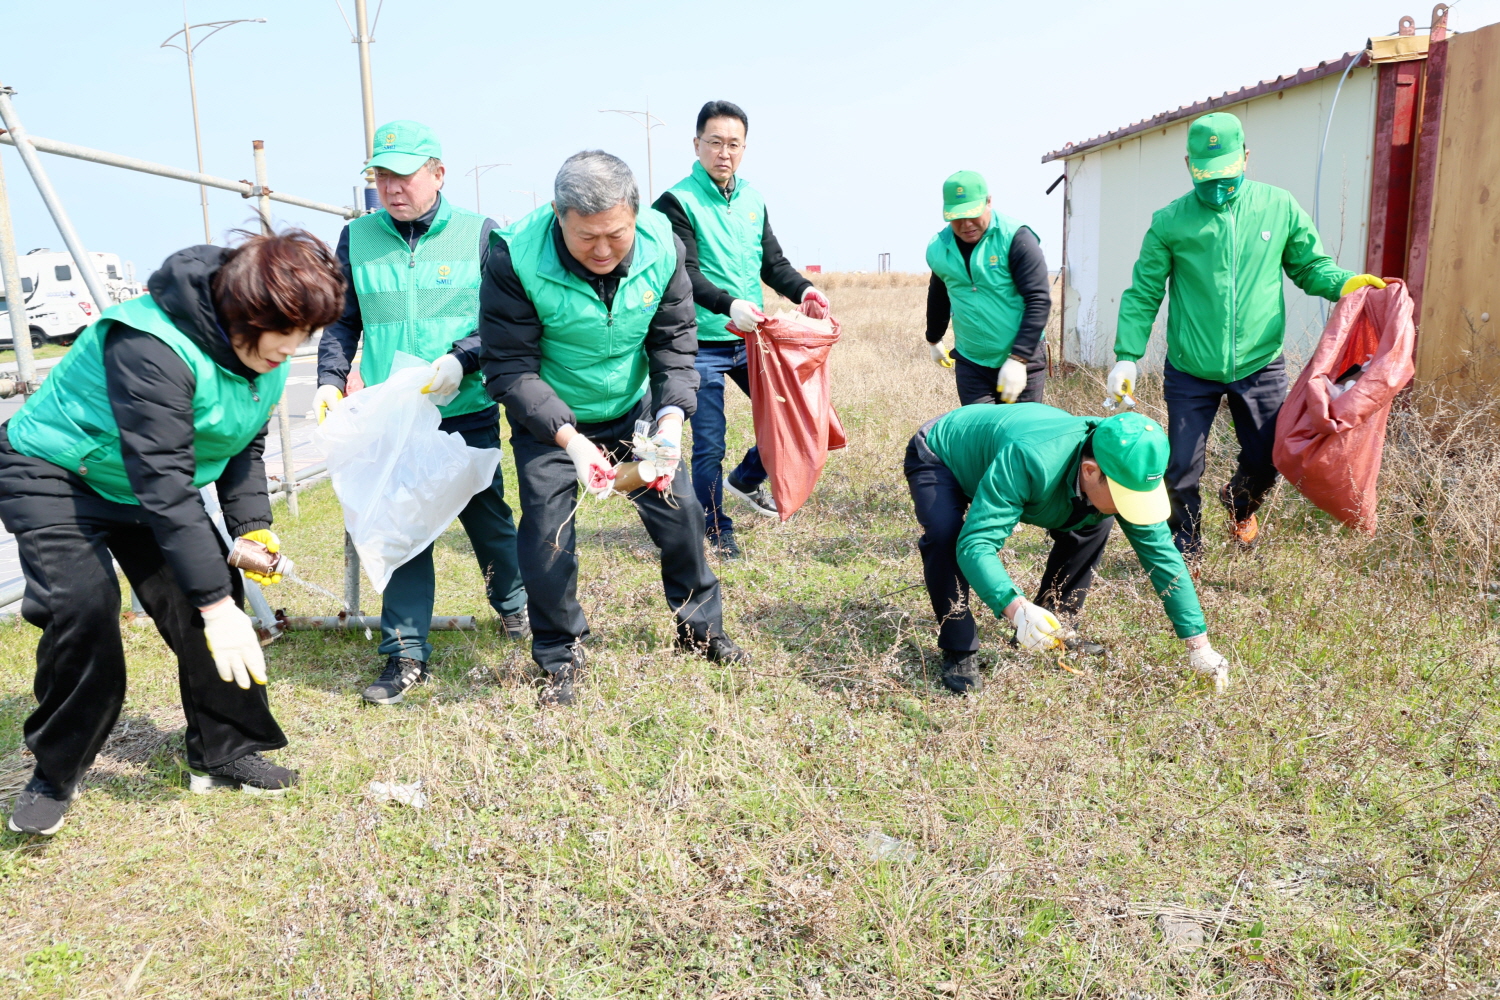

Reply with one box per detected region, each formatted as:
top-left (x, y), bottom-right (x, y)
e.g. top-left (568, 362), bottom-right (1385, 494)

top-left (653, 100), bottom-right (831, 559)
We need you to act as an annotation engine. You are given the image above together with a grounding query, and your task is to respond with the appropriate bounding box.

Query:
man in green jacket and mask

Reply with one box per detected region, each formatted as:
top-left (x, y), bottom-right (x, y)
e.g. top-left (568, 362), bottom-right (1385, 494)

top-left (480, 150), bottom-right (749, 706)
top-left (925, 170), bottom-right (1053, 405)
top-left (315, 120), bottom-right (527, 705)
top-left (653, 100), bottom-right (832, 557)
top-left (1107, 112), bottom-right (1386, 557)
top-left (905, 404), bottom-right (1229, 695)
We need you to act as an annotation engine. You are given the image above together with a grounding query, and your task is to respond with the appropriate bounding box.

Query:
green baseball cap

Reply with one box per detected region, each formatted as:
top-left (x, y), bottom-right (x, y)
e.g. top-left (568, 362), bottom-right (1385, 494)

top-left (942, 170), bottom-right (989, 221)
top-left (1091, 412), bottom-right (1170, 525)
top-left (1187, 112), bottom-right (1245, 182)
top-left (365, 120), bottom-right (442, 175)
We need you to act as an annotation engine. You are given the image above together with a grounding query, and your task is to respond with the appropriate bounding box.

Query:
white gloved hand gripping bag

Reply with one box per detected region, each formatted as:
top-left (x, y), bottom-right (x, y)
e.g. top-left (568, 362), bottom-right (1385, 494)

top-left (315, 351), bottom-right (500, 592)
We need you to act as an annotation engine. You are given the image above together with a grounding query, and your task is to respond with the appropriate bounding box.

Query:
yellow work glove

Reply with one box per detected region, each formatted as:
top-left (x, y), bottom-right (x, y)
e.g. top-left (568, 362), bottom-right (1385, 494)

top-left (1340, 274), bottom-right (1387, 297)
top-left (238, 529), bottom-right (283, 585)
top-left (313, 384), bottom-right (343, 424)
top-left (929, 341), bottom-right (955, 368)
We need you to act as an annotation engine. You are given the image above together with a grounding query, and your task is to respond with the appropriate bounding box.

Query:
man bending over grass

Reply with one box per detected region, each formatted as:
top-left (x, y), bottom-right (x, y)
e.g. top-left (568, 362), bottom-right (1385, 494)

top-left (905, 403), bottom-right (1230, 695)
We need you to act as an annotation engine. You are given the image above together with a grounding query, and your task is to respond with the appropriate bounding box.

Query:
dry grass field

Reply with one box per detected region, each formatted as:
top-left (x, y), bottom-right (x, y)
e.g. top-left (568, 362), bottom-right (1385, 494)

top-left (1, 275), bottom-right (1497, 997)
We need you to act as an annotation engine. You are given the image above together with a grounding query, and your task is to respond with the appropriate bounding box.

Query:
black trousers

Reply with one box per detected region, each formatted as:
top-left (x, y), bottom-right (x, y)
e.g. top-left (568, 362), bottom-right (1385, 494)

top-left (953, 349), bottom-right (1047, 406)
top-left (1163, 356), bottom-right (1287, 555)
top-left (904, 421), bottom-right (1113, 652)
top-left (17, 519), bottom-right (286, 796)
top-left (511, 398), bottom-right (724, 674)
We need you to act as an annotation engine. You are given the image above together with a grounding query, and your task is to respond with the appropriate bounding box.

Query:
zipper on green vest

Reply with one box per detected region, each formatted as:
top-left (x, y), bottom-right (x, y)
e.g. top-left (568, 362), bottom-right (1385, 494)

top-left (1228, 206), bottom-right (1238, 381)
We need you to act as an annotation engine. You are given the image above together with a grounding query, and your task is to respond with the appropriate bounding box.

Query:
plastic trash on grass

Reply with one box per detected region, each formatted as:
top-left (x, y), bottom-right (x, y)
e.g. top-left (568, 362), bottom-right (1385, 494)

top-left (316, 352), bottom-right (500, 591)
top-left (368, 779), bottom-right (427, 809)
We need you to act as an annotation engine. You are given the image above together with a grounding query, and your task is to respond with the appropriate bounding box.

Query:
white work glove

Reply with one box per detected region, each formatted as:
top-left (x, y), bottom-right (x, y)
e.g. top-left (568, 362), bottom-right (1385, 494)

top-left (1188, 641), bottom-right (1230, 694)
top-left (1009, 599), bottom-right (1063, 652)
top-left (799, 286), bottom-right (831, 320)
top-left (650, 415), bottom-right (683, 487)
top-left (729, 299), bottom-right (766, 334)
top-left (422, 353), bottom-right (464, 397)
top-left (201, 601), bottom-right (267, 690)
top-left (565, 432), bottom-right (616, 499)
top-left (997, 357), bottom-right (1028, 403)
top-left (1106, 360), bottom-right (1137, 403)
top-left (930, 341), bottom-right (955, 368)
top-left (313, 384), bottom-right (343, 425)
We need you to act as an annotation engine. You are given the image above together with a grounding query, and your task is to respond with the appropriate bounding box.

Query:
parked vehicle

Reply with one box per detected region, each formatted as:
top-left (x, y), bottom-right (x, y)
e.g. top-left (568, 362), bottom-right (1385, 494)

top-left (0, 249), bottom-right (145, 349)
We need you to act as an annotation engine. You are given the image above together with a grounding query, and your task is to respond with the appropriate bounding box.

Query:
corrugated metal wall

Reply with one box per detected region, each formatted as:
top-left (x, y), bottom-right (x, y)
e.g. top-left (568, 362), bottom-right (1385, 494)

top-left (1062, 67), bottom-right (1379, 372)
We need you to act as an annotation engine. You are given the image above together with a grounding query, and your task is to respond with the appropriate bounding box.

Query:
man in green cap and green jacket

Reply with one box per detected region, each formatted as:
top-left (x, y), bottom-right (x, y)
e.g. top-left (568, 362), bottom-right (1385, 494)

top-left (925, 170), bottom-right (1053, 406)
top-left (480, 150), bottom-right (749, 707)
top-left (1107, 111), bottom-right (1387, 557)
top-left (905, 403), bottom-right (1229, 695)
top-left (653, 100), bottom-right (832, 557)
top-left (315, 120), bottom-right (527, 705)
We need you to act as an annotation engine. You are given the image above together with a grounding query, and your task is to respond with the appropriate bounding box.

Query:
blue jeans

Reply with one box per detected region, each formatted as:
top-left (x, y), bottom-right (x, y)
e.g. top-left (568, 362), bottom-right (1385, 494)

top-left (379, 421), bottom-right (527, 663)
top-left (690, 341), bottom-right (768, 539)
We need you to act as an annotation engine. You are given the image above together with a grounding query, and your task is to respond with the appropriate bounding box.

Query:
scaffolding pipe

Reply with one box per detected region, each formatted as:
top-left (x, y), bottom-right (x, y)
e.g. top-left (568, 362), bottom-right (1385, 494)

top-left (254, 140), bottom-right (301, 518)
top-left (343, 532), bottom-right (362, 615)
top-left (274, 614), bottom-right (476, 632)
top-left (0, 130), bottom-right (360, 220)
top-left (354, 0), bottom-right (378, 210)
top-left (0, 142), bottom-right (36, 394)
top-left (0, 83), bottom-right (110, 311)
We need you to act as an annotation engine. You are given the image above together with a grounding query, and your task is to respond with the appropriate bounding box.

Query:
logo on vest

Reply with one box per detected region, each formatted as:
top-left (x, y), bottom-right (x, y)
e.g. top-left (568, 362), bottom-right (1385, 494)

top-left (749, 212), bottom-right (758, 223)
top-left (641, 289), bottom-right (656, 309)
top-left (988, 254), bottom-right (999, 268)
top-left (436, 264), bottom-right (453, 286)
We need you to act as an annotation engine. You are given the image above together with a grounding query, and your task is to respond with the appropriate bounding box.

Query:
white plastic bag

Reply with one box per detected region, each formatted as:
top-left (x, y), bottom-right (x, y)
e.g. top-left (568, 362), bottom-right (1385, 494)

top-left (315, 352), bottom-right (500, 592)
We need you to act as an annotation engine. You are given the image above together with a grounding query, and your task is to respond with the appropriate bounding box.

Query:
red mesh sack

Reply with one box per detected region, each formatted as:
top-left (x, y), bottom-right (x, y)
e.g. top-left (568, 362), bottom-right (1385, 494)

top-left (735, 311), bottom-right (846, 520)
top-left (1272, 280), bottom-right (1415, 533)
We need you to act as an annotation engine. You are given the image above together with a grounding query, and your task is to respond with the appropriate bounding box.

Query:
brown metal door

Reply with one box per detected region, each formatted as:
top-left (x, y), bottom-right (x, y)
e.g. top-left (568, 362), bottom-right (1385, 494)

top-left (1414, 20), bottom-right (1500, 390)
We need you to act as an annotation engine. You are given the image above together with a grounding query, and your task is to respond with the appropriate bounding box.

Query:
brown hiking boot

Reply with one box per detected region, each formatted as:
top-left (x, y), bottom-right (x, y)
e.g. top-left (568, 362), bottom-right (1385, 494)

top-left (1219, 485), bottom-right (1259, 549)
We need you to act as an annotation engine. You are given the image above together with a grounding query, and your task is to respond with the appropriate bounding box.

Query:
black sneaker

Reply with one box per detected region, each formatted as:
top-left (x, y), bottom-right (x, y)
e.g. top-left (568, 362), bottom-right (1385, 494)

top-left (708, 531), bottom-right (741, 560)
top-left (941, 650), bottom-right (983, 695)
top-left (362, 655), bottom-right (429, 705)
top-left (7, 773), bottom-right (75, 836)
top-left (724, 475), bottom-right (778, 518)
top-left (501, 609), bottom-right (530, 640)
top-left (188, 752), bottom-right (298, 797)
top-left (538, 643), bottom-right (586, 707)
top-left (675, 629), bottom-right (751, 665)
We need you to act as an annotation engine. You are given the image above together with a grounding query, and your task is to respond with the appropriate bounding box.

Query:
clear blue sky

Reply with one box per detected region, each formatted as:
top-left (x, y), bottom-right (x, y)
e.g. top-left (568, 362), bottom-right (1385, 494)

top-left (3, 0), bottom-right (1496, 277)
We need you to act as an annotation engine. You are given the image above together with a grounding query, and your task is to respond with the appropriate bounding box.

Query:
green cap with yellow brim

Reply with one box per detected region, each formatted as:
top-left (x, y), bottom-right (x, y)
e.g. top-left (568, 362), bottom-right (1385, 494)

top-left (1091, 412), bottom-right (1171, 525)
top-left (1187, 111), bottom-right (1245, 182)
top-left (942, 170), bottom-right (988, 221)
top-left (365, 119), bottom-right (442, 175)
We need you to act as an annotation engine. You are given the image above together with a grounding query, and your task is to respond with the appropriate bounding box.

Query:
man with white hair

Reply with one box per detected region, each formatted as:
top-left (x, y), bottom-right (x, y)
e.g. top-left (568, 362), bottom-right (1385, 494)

top-left (480, 150), bottom-right (749, 705)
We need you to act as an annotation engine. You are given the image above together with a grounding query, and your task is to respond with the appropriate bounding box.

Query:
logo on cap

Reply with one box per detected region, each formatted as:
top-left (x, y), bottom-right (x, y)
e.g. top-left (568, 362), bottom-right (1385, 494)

top-left (1208, 134), bottom-right (1221, 150)
top-left (955, 185), bottom-right (964, 195)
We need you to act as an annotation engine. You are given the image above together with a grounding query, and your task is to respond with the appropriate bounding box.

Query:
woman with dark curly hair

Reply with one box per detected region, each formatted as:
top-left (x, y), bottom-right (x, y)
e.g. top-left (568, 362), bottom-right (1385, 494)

top-left (0, 230), bottom-right (344, 836)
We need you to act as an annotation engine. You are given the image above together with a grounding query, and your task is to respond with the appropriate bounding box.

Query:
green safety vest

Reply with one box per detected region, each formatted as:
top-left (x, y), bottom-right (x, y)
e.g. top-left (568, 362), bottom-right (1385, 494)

top-left (502, 203), bottom-right (677, 424)
top-left (925, 212), bottom-right (1037, 367)
top-left (347, 195), bottom-right (491, 417)
top-left (7, 294), bottom-right (286, 505)
top-left (664, 161), bottom-right (765, 342)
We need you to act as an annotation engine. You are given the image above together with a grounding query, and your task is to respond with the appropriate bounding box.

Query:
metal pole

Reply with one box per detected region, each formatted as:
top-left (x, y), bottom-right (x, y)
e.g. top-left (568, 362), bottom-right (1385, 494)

top-left (0, 131), bottom-right (359, 219)
top-left (343, 532), bottom-right (362, 615)
top-left (254, 140), bottom-right (300, 518)
top-left (354, 0), bottom-right (378, 212)
top-left (0, 83), bottom-right (110, 311)
top-left (0, 147), bottom-right (36, 394)
top-left (183, 21), bottom-right (212, 244)
top-left (645, 100), bottom-right (654, 204)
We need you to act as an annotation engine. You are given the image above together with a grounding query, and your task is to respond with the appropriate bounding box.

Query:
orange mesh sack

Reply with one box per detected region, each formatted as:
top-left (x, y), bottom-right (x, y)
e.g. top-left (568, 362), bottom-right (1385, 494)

top-left (1272, 280), bottom-right (1415, 534)
top-left (737, 311), bottom-right (846, 521)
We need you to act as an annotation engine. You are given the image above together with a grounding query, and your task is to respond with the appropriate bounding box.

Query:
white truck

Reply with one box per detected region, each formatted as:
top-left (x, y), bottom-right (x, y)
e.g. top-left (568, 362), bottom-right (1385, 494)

top-left (0, 249), bottom-right (145, 350)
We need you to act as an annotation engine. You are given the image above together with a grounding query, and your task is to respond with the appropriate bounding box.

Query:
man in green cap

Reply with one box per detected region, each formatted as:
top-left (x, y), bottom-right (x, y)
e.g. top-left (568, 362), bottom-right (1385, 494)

top-left (1107, 111), bottom-right (1387, 557)
top-left (652, 100), bottom-right (832, 558)
top-left (905, 403), bottom-right (1229, 695)
top-left (924, 170), bottom-right (1053, 405)
top-left (316, 119), bottom-right (527, 705)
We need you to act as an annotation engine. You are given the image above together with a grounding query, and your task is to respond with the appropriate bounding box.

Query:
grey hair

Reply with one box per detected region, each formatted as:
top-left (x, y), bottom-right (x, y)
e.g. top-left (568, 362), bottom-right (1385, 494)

top-left (553, 150), bottom-right (639, 217)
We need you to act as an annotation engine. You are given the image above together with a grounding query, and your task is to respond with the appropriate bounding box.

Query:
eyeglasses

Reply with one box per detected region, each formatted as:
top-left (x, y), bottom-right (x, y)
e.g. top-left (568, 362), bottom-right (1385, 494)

top-left (701, 138), bottom-right (744, 154)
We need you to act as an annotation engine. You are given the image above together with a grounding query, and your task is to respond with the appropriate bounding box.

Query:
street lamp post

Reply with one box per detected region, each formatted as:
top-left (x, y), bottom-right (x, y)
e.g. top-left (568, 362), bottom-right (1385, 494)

top-left (598, 102), bottom-right (666, 203)
top-left (466, 163), bottom-right (509, 215)
top-left (161, 15), bottom-right (266, 244)
top-left (512, 190), bottom-right (539, 211)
